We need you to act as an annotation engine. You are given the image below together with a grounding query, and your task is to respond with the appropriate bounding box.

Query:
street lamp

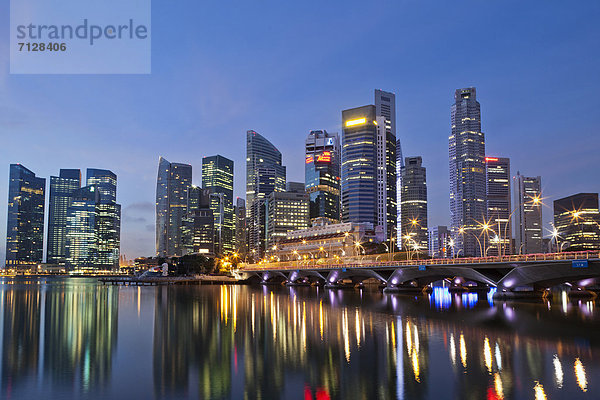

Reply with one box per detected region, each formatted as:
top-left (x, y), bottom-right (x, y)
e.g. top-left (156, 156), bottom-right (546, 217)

top-left (458, 227), bottom-right (484, 257)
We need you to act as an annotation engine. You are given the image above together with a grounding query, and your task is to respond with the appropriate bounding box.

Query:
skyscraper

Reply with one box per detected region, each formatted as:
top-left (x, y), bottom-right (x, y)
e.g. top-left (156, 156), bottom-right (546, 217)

top-left (234, 197), bottom-right (247, 256)
top-left (428, 226), bottom-right (450, 258)
top-left (182, 186), bottom-right (214, 255)
top-left (47, 169), bottom-right (81, 265)
top-left (305, 130), bottom-right (340, 225)
top-left (449, 87), bottom-right (486, 257)
top-left (65, 169), bottom-right (121, 270)
top-left (5, 164), bottom-right (45, 269)
top-left (553, 193), bottom-right (600, 251)
top-left (513, 172), bottom-right (543, 254)
top-left (341, 105), bottom-right (377, 227)
top-left (485, 157), bottom-right (511, 256)
top-left (266, 182), bottom-right (310, 249)
top-left (202, 155), bottom-right (234, 254)
top-left (374, 89), bottom-right (398, 243)
top-left (400, 157), bottom-right (428, 252)
top-left (246, 130), bottom-right (286, 258)
top-left (87, 169), bottom-right (121, 269)
top-left (156, 157), bottom-right (192, 257)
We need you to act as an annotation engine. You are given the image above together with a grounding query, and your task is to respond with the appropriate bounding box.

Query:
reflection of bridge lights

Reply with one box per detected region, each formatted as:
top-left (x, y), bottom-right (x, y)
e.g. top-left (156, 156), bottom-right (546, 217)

top-left (319, 300), bottom-right (324, 340)
top-left (574, 358), bottom-right (587, 392)
top-left (431, 287), bottom-right (452, 310)
top-left (553, 354), bottom-right (563, 388)
top-left (561, 291), bottom-right (568, 314)
top-left (484, 337), bottom-right (492, 374)
top-left (355, 309), bottom-right (361, 347)
top-left (533, 381), bottom-right (547, 400)
top-left (342, 309), bottom-right (350, 362)
top-left (449, 334), bottom-right (456, 366)
top-left (494, 373), bottom-right (504, 399)
top-left (461, 292), bottom-right (478, 308)
top-left (495, 343), bottom-right (502, 370)
top-left (459, 334), bottom-right (467, 368)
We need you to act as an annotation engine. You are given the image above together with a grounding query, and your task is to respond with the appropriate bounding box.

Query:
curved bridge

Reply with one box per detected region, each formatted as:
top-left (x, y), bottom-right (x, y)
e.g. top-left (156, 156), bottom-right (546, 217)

top-left (238, 251), bottom-right (600, 292)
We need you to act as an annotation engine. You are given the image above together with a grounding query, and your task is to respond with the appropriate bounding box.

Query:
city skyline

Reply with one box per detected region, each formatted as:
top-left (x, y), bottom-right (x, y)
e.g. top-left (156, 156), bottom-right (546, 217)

top-left (1, 1), bottom-right (600, 260)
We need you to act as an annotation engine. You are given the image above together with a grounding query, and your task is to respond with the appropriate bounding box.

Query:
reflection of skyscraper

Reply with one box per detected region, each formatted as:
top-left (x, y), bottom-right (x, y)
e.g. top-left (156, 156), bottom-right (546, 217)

top-left (0, 288), bottom-right (41, 393)
top-left (156, 157), bottom-right (192, 257)
top-left (305, 130), bottom-right (341, 225)
top-left (47, 169), bottom-right (81, 265)
top-left (202, 155), bottom-right (234, 254)
top-left (449, 88), bottom-right (486, 257)
top-left (246, 131), bottom-right (286, 258)
top-left (5, 164), bottom-right (45, 269)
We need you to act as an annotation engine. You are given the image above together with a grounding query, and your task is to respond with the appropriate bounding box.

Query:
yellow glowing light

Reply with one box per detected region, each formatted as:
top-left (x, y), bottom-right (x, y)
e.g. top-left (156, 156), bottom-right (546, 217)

top-left (449, 334), bottom-right (456, 366)
top-left (494, 373), bottom-right (504, 400)
top-left (345, 117), bottom-right (367, 127)
top-left (484, 337), bottom-right (492, 374)
top-left (534, 382), bottom-right (547, 400)
top-left (553, 354), bottom-right (563, 388)
top-left (460, 334), bottom-right (467, 368)
top-left (574, 358), bottom-right (587, 392)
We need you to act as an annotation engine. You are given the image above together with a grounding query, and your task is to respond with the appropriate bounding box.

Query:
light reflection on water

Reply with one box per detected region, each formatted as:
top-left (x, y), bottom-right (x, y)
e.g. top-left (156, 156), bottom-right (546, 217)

top-left (0, 277), bottom-right (598, 400)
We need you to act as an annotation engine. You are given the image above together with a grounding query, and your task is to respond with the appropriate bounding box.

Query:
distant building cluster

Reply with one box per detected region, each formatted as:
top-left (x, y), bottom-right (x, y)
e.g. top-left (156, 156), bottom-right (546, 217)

top-left (5, 165), bottom-right (121, 271)
top-left (5, 88), bottom-right (600, 270)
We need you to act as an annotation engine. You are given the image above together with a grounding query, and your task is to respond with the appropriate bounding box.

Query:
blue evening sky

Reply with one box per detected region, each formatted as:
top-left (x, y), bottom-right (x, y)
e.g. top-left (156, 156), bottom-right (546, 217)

top-left (1, 0), bottom-right (599, 260)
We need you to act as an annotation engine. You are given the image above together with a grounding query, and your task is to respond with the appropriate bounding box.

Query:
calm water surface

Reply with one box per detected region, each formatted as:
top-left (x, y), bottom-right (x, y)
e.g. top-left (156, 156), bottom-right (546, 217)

top-left (0, 277), bottom-right (598, 400)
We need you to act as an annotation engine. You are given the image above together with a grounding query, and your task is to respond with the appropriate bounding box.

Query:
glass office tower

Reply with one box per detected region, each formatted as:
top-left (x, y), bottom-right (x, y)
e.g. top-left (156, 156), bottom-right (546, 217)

top-left (400, 156), bottom-right (428, 251)
top-left (5, 164), bottom-right (46, 269)
top-left (156, 157), bottom-right (193, 257)
top-left (246, 130), bottom-right (286, 259)
top-left (513, 172), bottom-right (543, 254)
top-left (485, 157), bottom-right (511, 256)
top-left (66, 185), bottom-right (100, 269)
top-left (449, 87), bottom-right (486, 257)
top-left (553, 193), bottom-right (600, 251)
top-left (305, 130), bottom-right (340, 225)
top-left (202, 155), bottom-right (234, 254)
top-left (47, 169), bottom-right (81, 265)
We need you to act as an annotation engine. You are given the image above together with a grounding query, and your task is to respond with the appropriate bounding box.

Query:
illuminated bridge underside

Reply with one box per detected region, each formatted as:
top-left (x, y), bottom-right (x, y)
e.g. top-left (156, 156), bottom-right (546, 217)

top-left (241, 252), bottom-right (600, 290)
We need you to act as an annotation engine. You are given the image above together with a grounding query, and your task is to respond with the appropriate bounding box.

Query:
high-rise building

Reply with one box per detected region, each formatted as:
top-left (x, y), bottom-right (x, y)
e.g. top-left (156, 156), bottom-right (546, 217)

top-left (400, 157), bottom-right (428, 252)
top-left (87, 169), bottom-right (121, 269)
top-left (341, 105), bottom-right (377, 227)
top-left (553, 193), bottom-right (600, 251)
top-left (234, 197), bottom-right (247, 256)
top-left (47, 169), bottom-right (81, 265)
top-left (183, 186), bottom-right (214, 255)
top-left (513, 173), bottom-right (543, 254)
top-left (65, 169), bottom-right (121, 270)
top-left (266, 182), bottom-right (310, 250)
top-left (246, 131), bottom-right (286, 258)
top-left (485, 157), bottom-right (511, 256)
top-left (396, 138), bottom-right (404, 249)
top-left (305, 130), bottom-right (340, 226)
top-left (156, 157), bottom-right (192, 257)
top-left (428, 226), bottom-right (450, 258)
top-left (449, 87), bottom-right (486, 257)
top-left (202, 155), bottom-right (234, 254)
top-left (5, 164), bottom-right (45, 269)
top-left (374, 89), bottom-right (398, 244)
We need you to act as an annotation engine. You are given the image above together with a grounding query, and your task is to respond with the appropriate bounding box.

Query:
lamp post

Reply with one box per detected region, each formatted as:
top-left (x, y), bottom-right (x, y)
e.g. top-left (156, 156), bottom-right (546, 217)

top-left (458, 227), bottom-right (483, 257)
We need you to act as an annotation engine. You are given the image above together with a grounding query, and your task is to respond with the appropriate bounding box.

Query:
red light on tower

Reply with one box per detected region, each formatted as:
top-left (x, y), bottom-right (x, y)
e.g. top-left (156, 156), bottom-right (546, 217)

top-left (316, 151), bottom-right (331, 163)
top-left (485, 157), bottom-right (498, 162)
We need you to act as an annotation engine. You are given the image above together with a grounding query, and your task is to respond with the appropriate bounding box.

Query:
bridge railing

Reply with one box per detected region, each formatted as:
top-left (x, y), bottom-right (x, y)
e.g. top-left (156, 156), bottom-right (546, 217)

top-left (239, 250), bottom-right (600, 272)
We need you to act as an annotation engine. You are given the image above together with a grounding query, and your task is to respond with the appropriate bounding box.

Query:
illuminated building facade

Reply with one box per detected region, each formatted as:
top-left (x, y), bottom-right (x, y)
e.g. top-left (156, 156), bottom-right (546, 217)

top-left (234, 197), bottom-right (247, 255)
top-left (246, 130), bottom-right (286, 258)
top-left (266, 182), bottom-right (310, 250)
top-left (305, 130), bottom-right (340, 225)
top-left (202, 155), bottom-right (234, 254)
top-left (428, 225), bottom-right (450, 258)
top-left (183, 186), bottom-right (214, 256)
top-left (400, 156), bottom-right (428, 251)
top-left (513, 172), bottom-right (543, 254)
top-left (485, 157), bottom-right (511, 256)
top-left (5, 164), bottom-right (46, 269)
top-left (65, 169), bottom-right (121, 270)
top-left (374, 89), bottom-right (398, 245)
top-left (449, 87), bottom-right (486, 257)
top-left (47, 169), bottom-right (81, 265)
top-left (553, 193), bottom-right (600, 251)
top-left (156, 157), bottom-right (192, 257)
